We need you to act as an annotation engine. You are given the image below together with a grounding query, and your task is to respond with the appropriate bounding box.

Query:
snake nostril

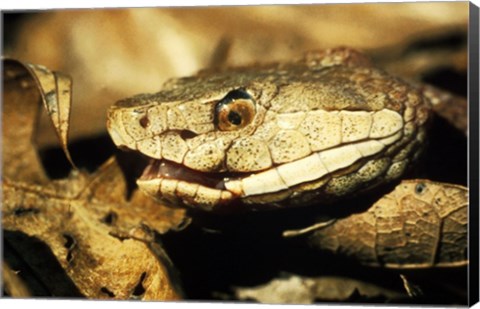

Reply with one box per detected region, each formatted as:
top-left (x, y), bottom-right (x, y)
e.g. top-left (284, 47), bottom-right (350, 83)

top-left (139, 115), bottom-right (150, 128)
top-left (180, 130), bottom-right (198, 140)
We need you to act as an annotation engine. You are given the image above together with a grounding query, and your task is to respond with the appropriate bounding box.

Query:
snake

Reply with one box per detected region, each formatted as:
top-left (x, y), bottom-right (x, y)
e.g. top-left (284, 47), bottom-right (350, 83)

top-left (107, 48), bottom-right (431, 212)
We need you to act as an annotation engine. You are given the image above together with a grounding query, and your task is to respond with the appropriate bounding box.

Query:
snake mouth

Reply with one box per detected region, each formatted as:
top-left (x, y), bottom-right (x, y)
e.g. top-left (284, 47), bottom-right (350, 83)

top-left (139, 159), bottom-right (232, 190)
top-left (136, 158), bottom-right (246, 210)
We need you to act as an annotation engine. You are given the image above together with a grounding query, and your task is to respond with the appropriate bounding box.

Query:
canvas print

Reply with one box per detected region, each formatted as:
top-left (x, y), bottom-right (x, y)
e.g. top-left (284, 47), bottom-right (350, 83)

top-left (1, 2), bottom-right (475, 305)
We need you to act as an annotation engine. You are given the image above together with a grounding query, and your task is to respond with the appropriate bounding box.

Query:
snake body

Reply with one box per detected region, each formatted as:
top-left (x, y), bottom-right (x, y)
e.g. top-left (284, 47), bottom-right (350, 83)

top-left (107, 48), bottom-right (430, 212)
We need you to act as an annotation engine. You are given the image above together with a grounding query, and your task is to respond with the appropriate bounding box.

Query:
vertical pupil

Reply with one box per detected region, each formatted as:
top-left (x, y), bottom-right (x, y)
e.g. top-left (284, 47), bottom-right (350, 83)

top-left (228, 111), bottom-right (242, 125)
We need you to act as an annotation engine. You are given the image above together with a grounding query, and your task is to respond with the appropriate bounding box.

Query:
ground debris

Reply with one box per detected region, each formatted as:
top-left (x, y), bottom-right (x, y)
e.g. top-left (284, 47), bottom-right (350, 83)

top-left (234, 273), bottom-right (407, 304)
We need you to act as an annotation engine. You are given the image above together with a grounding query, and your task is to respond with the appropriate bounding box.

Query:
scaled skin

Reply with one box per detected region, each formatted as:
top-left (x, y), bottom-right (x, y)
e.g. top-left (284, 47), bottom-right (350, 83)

top-left (107, 48), bottom-right (431, 211)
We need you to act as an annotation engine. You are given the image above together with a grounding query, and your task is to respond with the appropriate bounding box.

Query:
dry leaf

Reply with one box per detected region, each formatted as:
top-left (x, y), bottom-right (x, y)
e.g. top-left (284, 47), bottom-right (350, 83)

top-left (2, 178), bottom-right (182, 299)
top-left (304, 180), bottom-right (468, 269)
top-left (3, 60), bottom-right (50, 183)
top-left (25, 63), bottom-right (76, 167)
top-left (3, 59), bottom-right (76, 173)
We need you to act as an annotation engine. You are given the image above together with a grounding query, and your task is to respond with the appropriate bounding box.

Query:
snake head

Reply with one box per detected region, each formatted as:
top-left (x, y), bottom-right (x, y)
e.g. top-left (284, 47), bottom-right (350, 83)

top-left (107, 76), bottom-right (275, 211)
top-left (107, 50), bottom-right (431, 212)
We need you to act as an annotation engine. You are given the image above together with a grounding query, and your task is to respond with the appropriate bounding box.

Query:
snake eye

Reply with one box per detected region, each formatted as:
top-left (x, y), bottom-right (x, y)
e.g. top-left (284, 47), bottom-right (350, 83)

top-left (215, 89), bottom-right (256, 131)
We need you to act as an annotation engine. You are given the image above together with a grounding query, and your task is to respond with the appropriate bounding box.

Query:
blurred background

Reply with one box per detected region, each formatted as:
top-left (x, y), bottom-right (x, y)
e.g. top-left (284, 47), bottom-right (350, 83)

top-left (4, 3), bottom-right (468, 147)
